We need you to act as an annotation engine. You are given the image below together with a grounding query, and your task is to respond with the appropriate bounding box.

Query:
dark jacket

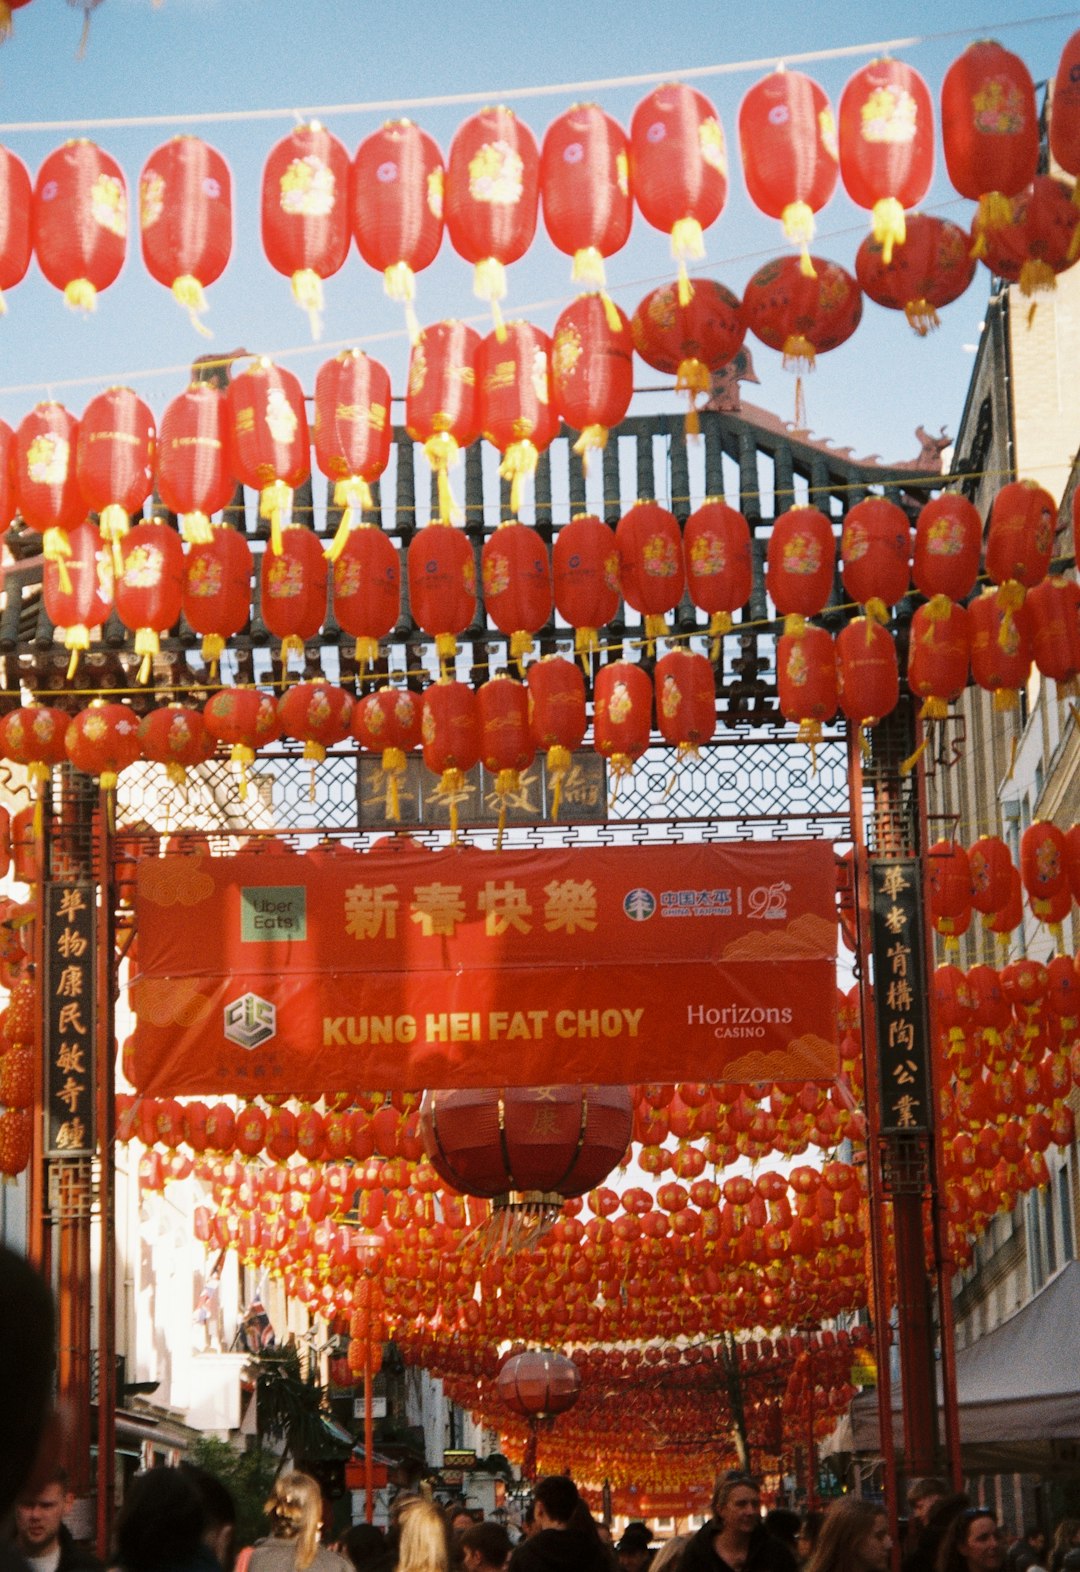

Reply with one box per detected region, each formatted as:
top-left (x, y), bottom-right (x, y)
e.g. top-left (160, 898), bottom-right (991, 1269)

top-left (681, 1524), bottom-right (798, 1572)
top-left (57, 1524), bottom-right (105, 1572)
top-left (508, 1527), bottom-right (613, 1572)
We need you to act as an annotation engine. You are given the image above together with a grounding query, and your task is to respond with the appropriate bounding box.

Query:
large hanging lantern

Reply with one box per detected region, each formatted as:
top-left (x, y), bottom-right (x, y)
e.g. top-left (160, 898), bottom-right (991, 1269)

top-left (76, 386), bottom-right (156, 569)
top-left (968, 588), bottom-right (1033, 710)
top-left (907, 601), bottom-right (970, 719)
top-left (139, 136), bottom-right (232, 333)
top-left (421, 679), bottom-right (481, 835)
top-left (478, 320), bottom-right (559, 516)
top-left (331, 523), bottom-right (400, 671)
top-left (481, 522), bottom-right (551, 667)
top-left (526, 655), bottom-right (586, 817)
top-left (262, 122), bottom-right (351, 336)
top-left (742, 255), bottom-right (862, 378)
top-left (552, 513), bottom-right (620, 661)
top-left (1050, 31), bottom-right (1080, 177)
top-left (655, 648), bottom-right (716, 758)
top-left (278, 678), bottom-right (353, 767)
top-left (445, 106), bottom-right (539, 336)
top-left (0, 144), bottom-right (31, 313)
top-left (407, 522), bottom-right (476, 666)
top-left (683, 499), bottom-right (752, 653)
top-left (856, 213), bottom-right (975, 335)
top-left (405, 320), bottom-right (481, 524)
top-left (836, 618), bottom-right (899, 729)
top-left (630, 83), bottom-right (728, 304)
top-left (969, 835), bottom-right (1014, 916)
top-left (1028, 577), bottom-right (1080, 687)
top-left (631, 279), bottom-right (745, 433)
top-left (927, 839), bottom-right (972, 936)
top-left (65, 701), bottom-right (141, 792)
top-left (738, 71), bottom-right (838, 270)
top-left (259, 524), bottom-right (328, 675)
top-left (550, 292), bottom-right (633, 467)
top-left (477, 673), bottom-right (535, 841)
top-left (43, 516), bottom-right (113, 677)
top-left (351, 119), bottom-right (444, 338)
top-left (138, 704), bottom-right (215, 787)
top-left (313, 349), bottom-right (393, 560)
top-left (352, 686), bottom-right (422, 820)
top-left (616, 501), bottom-right (685, 648)
top-left (203, 686), bottom-right (282, 797)
top-left (496, 1349), bottom-right (581, 1419)
top-left (13, 402), bottom-right (84, 584)
top-left (765, 505), bottom-right (836, 630)
top-left (913, 492), bottom-right (982, 606)
top-left (114, 519), bottom-right (185, 682)
top-left (594, 660), bottom-right (652, 785)
top-left (541, 102), bottom-right (631, 296)
top-left (976, 176), bottom-right (1080, 299)
top-left (227, 358), bottom-right (310, 556)
top-left (182, 524), bottom-right (252, 673)
top-left (838, 59), bottom-right (933, 263)
top-left (0, 704), bottom-right (71, 787)
top-left (985, 479), bottom-right (1056, 636)
top-left (840, 496), bottom-right (911, 626)
top-left (777, 625), bottom-right (837, 749)
top-left (156, 382), bottom-right (236, 545)
top-left (32, 140), bottom-right (127, 312)
top-left (940, 41), bottom-right (1038, 255)
top-left (1020, 820), bottom-right (1068, 904)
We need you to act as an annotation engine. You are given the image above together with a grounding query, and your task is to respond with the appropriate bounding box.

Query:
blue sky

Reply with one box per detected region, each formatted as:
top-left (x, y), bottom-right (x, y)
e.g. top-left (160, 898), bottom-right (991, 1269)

top-left (0, 0), bottom-right (1074, 472)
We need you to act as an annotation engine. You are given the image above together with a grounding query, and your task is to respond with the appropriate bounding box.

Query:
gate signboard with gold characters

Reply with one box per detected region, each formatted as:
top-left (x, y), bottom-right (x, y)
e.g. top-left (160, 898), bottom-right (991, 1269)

top-left (44, 881), bottom-right (96, 1155)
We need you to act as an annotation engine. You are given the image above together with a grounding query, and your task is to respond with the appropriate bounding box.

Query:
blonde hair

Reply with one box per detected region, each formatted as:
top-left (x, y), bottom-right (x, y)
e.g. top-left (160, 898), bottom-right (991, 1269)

top-left (264, 1472), bottom-right (323, 1571)
top-left (396, 1498), bottom-right (450, 1572)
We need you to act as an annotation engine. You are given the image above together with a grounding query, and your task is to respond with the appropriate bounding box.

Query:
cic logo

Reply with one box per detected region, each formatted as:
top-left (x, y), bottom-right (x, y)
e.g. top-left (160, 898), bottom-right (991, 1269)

top-left (224, 993), bottom-right (276, 1050)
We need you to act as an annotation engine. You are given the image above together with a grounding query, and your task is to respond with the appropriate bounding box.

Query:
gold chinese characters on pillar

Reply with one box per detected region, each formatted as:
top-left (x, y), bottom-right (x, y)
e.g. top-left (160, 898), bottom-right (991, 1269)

top-left (45, 882), bottom-right (96, 1154)
top-left (869, 857), bottom-right (931, 1132)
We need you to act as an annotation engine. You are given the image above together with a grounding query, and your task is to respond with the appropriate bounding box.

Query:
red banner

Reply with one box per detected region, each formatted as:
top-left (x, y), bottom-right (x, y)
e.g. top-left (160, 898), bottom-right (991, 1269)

top-left (128, 840), bottom-right (838, 1097)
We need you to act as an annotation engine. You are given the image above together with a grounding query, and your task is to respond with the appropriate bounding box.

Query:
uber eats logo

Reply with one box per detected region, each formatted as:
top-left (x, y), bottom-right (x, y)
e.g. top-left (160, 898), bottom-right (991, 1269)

top-left (224, 993), bottom-right (276, 1050)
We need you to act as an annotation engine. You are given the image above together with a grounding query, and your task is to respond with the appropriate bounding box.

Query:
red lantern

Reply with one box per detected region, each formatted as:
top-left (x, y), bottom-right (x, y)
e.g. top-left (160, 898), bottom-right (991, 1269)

top-left (227, 358), bottom-right (310, 556)
top-left (969, 836), bottom-right (1014, 916)
top-left (331, 524), bottom-right (400, 671)
top-left (43, 516), bottom-right (113, 677)
top-left (742, 255), bottom-right (862, 371)
top-left (314, 350), bottom-right (393, 559)
top-left (421, 680), bottom-right (481, 833)
top-left (977, 177), bottom-right (1080, 298)
top-left (856, 213), bottom-right (975, 335)
top-left (526, 655), bottom-right (586, 816)
top-left (1020, 820), bottom-right (1068, 903)
top-left (481, 522), bottom-right (551, 666)
top-left (261, 123), bottom-right (351, 335)
top-left (550, 292), bottom-right (633, 467)
top-left (157, 382), bottom-right (236, 545)
top-left (927, 839), bottom-right (972, 932)
top-left (985, 478), bottom-right (1055, 631)
top-left (496, 1349), bottom-right (581, 1432)
top-left (32, 140), bottom-right (127, 311)
top-left (838, 60), bottom-right (933, 263)
top-left (405, 320), bottom-right (481, 524)
top-left (631, 279), bottom-right (745, 432)
top-left (1028, 577), bottom-right (1080, 686)
top-left (0, 704), bottom-right (70, 786)
top-left (941, 41), bottom-right (1038, 254)
top-left (630, 83), bottom-right (728, 303)
top-left (985, 865), bottom-right (1023, 942)
top-left (766, 506), bottom-right (836, 628)
top-left (594, 660), bottom-right (652, 782)
top-left (907, 601), bottom-right (969, 719)
top-left (278, 679), bottom-right (353, 764)
top-left (139, 136), bottom-right (232, 331)
top-left (1050, 30), bottom-right (1080, 176)
top-left (0, 144), bottom-right (31, 311)
top-left (552, 513), bottom-right (620, 659)
top-left (655, 649), bottom-right (715, 757)
top-left (352, 686), bottom-right (422, 821)
top-left (683, 499), bottom-right (752, 649)
top-left (616, 501), bottom-right (685, 647)
top-left (65, 701), bottom-right (141, 791)
top-left (13, 402), bottom-right (84, 583)
top-left (0, 1), bottom-right (31, 38)
top-left (114, 519), bottom-right (185, 682)
top-left (836, 618), bottom-right (899, 728)
top-left (478, 321), bottom-right (559, 516)
top-left (182, 525), bottom-right (252, 672)
top-left (778, 626), bottom-right (837, 748)
top-left (541, 103), bottom-right (631, 296)
top-left (76, 386), bottom-right (156, 568)
top-left (351, 118), bottom-right (444, 334)
top-left (738, 72), bottom-right (838, 267)
top-left (969, 588), bottom-right (1033, 710)
top-left (840, 497), bottom-right (911, 623)
top-left (913, 492), bottom-right (982, 605)
top-left (407, 523), bottom-right (476, 665)
top-left (445, 106), bottom-right (539, 334)
top-left (259, 525), bottom-right (328, 674)
top-left (138, 704), bottom-right (215, 786)
top-left (477, 673), bottom-right (535, 829)
top-left (203, 686), bottom-right (282, 796)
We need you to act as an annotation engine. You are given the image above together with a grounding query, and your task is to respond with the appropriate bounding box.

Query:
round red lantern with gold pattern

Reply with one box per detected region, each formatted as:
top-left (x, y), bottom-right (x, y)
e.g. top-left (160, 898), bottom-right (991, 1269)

top-left (630, 83), bottom-right (728, 304)
top-left (743, 255), bottom-right (862, 370)
top-left (139, 136), bottom-right (232, 331)
top-left (351, 119), bottom-right (444, 333)
top-left (330, 524), bottom-right (399, 670)
top-left (13, 402), bottom-right (84, 582)
top-left (0, 144), bottom-right (31, 311)
top-left (405, 320), bottom-right (481, 524)
top-left (0, 704), bottom-right (71, 785)
top-left (927, 839), bottom-right (972, 930)
top-left (969, 836), bottom-right (1014, 916)
top-left (407, 523), bottom-right (476, 664)
top-left (541, 103), bottom-right (631, 293)
top-left (65, 701), bottom-right (141, 791)
top-left (766, 506), bottom-right (835, 628)
top-left (157, 382), bottom-right (236, 545)
top-left (977, 176), bottom-right (1080, 298)
top-left (941, 40), bottom-right (1038, 252)
top-left (907, 600), bottom-right (969, 719)
top-left (777, 628), bottom-right (837, 748)
top-left (839, 59), bottom-right (933, 263)
top-left (478, 321), bottom-right (559, 517)
top-left (594, 660), bottom-right (652, 782)
top-left (182, 525), bottom-right (252, 672)
top-left (985, 479), bottom-right (1055, 594)
top-left (262, 123), bottom-right (351, 335)
top-left (1051, 31), bottom-right (1080, 176)
top-left (616, 501), bottom-right (685, 647)
top-left (227, 358), bottom-right (310, 556)
top-left (314, 350), bottom-right (393, 559)
top-left (1020, 820), bottom-right (1068, 903)
top-left (76, 386), bottom-right (156, 567)
top-left (856, 213), bottom-right (975, 335)
top-left (968, 588), bottom-right (1033, 711)
top-left (352, 686), bottom-right (422, 821)
top-left (33, 140), bottom-right (127, 312)
top-left (445, 106), bottom-right (539, 333)
top-left (526, 655), bottom-right (586, 816)
top-left (550, 292), bottom-right (633, 467)
top-left (278, 679), bottom-right (353, 764)
top-left (259, 525), bottom-right (328, 674)
top-left (631, 279), bottom-right (745, 430)
top-left (482, 522), bottom-right (551, 666)
top-left (683, 499), bottom-right (752, 649)
top-left (203, 686), bottom-right (282, 797)
top-left (115, 519), bottom-right (185, 683)
top-left (552, 514), bottom-right (620, 658)
top-left (840, 496), bottom-right (911, 623)
top-left (913, 492), bottom-right (982, 604)
top-left (421, 679), bottom-right (481, 832)
top-left (738, 71), bottom-right (838, 265)
top-left (478, 673), bottom-right (535, 829)
top-left (655, 648), bottom-right (715, 757)
top-left (1028, 577), bottom-right (1080, 686)
top-left (43, 516), bottom-right (113, 677)
top-left (836, 617), bottom-right (899, 728)
top-left (138, 704), bottom-right (215, 786)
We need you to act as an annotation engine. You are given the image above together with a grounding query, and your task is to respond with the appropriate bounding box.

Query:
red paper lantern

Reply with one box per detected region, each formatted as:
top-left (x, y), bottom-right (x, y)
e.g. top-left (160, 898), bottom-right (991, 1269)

top-left (927, 839), bottom-right (972, 929)
top-left (552, 513), bottom-right (621, 658)
top-left (114, 519), bottom-right (185, 682)
top-left (913, 492), bottom-right (982, 604)
top-left (445, 106), bottom-right (539, 333)
top-left (616, 501), bottom-right (685, 646)
top-left (138, 704), bottom-right (215, 786)
top-left (407, 523), bottom-right (476, 664)
top-left (683, 499), bottom-right (752, 647)
top-left (481, 522), bottom-right (551, 665)
top-left (985, 479), bottom-right (1055, 605)
top-left (655, 649), bottom-right (715, 757)
top-left (969, 836), bottom-right (1014, 916)
top-left (477, 673), bottom-right (535, 823)
top-left (259, 524), bottom-right (328, 673)
top-left (631, 279), bottom-right (745, 431)
top-left (278, 678), bottom-right (353, 763)
top-left (856, 213), bottom-right (975, 335)
top-left (157, 382), bottom-right (236, 545)
top-left (76, 386), bottom-right (156, 567)
top-left (594, 660), bottom-right (652, 781)
top-left (742, 255), bottom-right (862, 370)
top-left (227, 358), bottom-right (310, 556)
top-left (0, 144), bottom-right (31, 310)
top-left (405, 320), bottom-right (481, 524)
top-left (630, 83), bottom-right (728, 303)
top-left (478, 321), bottom-right (559, 516)
top-left (840, 497), bottom-right (911, 621)
top-left (314, 350), bottom-right (393, 559)
top-left (352, 686), bottom-right (422, 820)
top-left (65, 701), bottom-right (141, 790)
top-left (139, 136), bottom-right (232, 331)
top-left (1020, 820), bottom-right (1068, 902)
top-left (541, 103), bottom-right (631, 294)
top-left (550, 292), bottom-right (633, 467)
top-left (261, 123), bottom-right (351, 334)
top-left (182, 525), bottom-right (252, 672)
top-left (766, 506), bottom-right (836, 628)
top-left (942, 38), bottom-right (1040, 257)
top-left (497, 1349), bottom-right (581, 1429)
top-left (838, 59), bottom-right (933, 263)
top-left (985, 865), bottom-right (1023, 941)
top-left (526, 655), bottom-right (586, 815)
top-left (0, 704), bottom-right (71, 785)
top-left (738, 71), bottom-right (838, 266)
top-left (13, 402), bottom-right (84, 583)
top-left (907, 600), bottom-right (969, 719)
top-left (330, 524), bottom-right (400, 670)
top-left (32, 140), bottom-right (127, 311)
top-left (1028, 577), bottom-right (1080, 686)
top-left (836, 618), bottom-right (899, 728)
top-left (203, 686), bottom-right (282, 796)
top-left (1050, 31), bottom-right (1080, 176)
top-left (421, 679), bottom-right (481, 832)
top-left (968, 589), bottom-right (1033, 711)
top-left (351, 119), bottom-right (444, 333)
top-left (43, 516), bottom-right (113, 677)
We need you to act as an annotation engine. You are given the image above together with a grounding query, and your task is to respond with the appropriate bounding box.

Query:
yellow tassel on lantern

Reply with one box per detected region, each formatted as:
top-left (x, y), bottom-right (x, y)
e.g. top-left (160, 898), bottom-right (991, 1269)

top-left (279, 632), bottom-right (305, 676)
top-left (499, 441), bottom-right (539, 517)
top-left (1018, 259), bottom-right (1056, 299)
top-left (571, 424), bottom-right (608, 474)
top-left (381, 746), bottom-right (407, 822)
top-left (919, 695), bottom-right (949, 721)
top-left (424, 432), bottom-right (462, 524)
top-left (134, 628), bottom-right (159, 685)
top-left (383, 260), bottom-right (421, 343)
top-left (871, 197), bottom-right (906, 265)
top-left (904, 298), bottom-right (940, 337)
top-left (65, 625), bottom-right (90, 681)
top-left (325, 479), bottom-right (374, 561)
top-left (230, 742), bottom-right (255, 799)
top-left (782, 613), bottom-right (807, 637)
top-left (708, 611), bottom-right (731, 663)
top-left (172, 274), bottom-right (213, 338)
top-left (473, 257), bottom-right (508, 341)
top-left (201, 632), bottom-right (225, 675)
top-left (99, 503), bottom-right (131, 575)
top-left (509, 630), bottom-right (533, 670)
top-left (42, 527), bottom-right (73, 594)
top-left (180, 510), bottom-right (214, 546)
top-left (291, 268), bottom-right (325, 339)
top-left (599, 291), bottom-right (623, 334)
top-left (782, 335), bottom-right (817, 374)
top-left (572, 246), bottom-right (606, 287)
top-left (64, 278), bottom-right (98, 312)
top-left (260, 480), bottom-right (294, 556)
top-left (675, 356), bottom-right (711, 438)
top-left (995, 579), bottom-right (1025, 649)
top-left (575, 626), bottom-right (600, 674)
top-left (864, 598), bottom-right (889, 636)
top-left (899, 736), bottom-right (929, 776)
top-left (546, 743), bottom-right (571, 820)
top-left (354, 635), bottom-right (379, 671)
top-left (436, 766), bottom-right (467, 842)
top-left (643, 613), bottom-right (668, 653)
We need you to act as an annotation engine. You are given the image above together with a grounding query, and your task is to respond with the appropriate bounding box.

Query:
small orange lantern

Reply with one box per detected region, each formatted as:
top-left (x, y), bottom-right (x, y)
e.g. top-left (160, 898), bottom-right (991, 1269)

top-left (907, 601), bottom-right (969, 719)
top-left (278, 679), bottom-right (353, 765)
top-left (616, 500), bottom-right (685, 649)
top-left (114, 518), bottom-right (185, 682)
top-left (139, 136), bottom-right (232, 333)
top-left (32, 140), bottom-right (127, 312)
top-left (655, 648), bottom-right (715, 758)
top-left (157, 382), bottom-right (236, 545)
top-left (330, 524), bottom-right (400, 671)
top-left (478, 320), bottom-right (559, 516)
top-left (0, 144), bottom-right (31, 312)
top-left (631, 279), bottom-right (745, 433)
top-left (766, 506), bottom-right (836, 630)
top-left (351, 119), bottom-right (444, 337)
top-left (738, 71), bottom-right (838, 270)
top-left (550, 292), bottom-right (633, 467)
top-left (445, 106), bottom-right (539, 336)
top-left (421, 679), bottom-right (481, 835)
top-left (138, 704), bottom-right (215, 787)
top-left (552, 513), bottom-right (621, 661)
top-left (43, 516), bottom-right (113, 677)
top-left (259, 524), bottom-right (328, 675)
top-left (405, 320), bottom-right (481, 524)
top-left (593, 660), bottom-right (652, 784)
top-left (261, 123), bottom-right (351, 336)
top-left (630, 83), bottom-right (728, 304)
top-left (840, 497), bottom-right (911, 626)
top-left (838, 59), bottom-right (934, 263)
top-left (481, 522), bottom-right (552, 667)
top-left (203, 686), bottom-right (282, 797)
top-left (314, 350), bottom-right (393, 560)
top-left (227, 358), bottom-right (310, 556)
top-left (541, 103), bottom-right (631, 297)
top-left (65, 701), bottom-right (141, 791)
top-left (940, 40), bottom-right (1038, 254)
top-left (683, 499), bottom-right (752, 653)
top-left (407, 522), bottom-right (476, 666)
top-left (352, 686), bottom-right (422, 820)
top-left (856, 213), bottom-right (976, 335)
top-left (526, 655), bottom-right (586, 817)
top-left (836, 617), bottom-right (899, 728)
top-left (182, 525), bottom-right (253, 673)
top-left (913, 492), bottom-right (982, 605)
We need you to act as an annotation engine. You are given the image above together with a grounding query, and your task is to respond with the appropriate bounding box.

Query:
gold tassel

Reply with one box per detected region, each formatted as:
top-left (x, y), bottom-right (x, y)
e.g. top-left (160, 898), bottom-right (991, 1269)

top-left (498, 441), bottom-right (539, 517)
top-left (42, 527), bottom-right (73, 594)
top-left (134, 628), bottom-right (159, 685)
top-left (280, 633), bottom-right (304, 676)
top-left (870, 197), bottom-right (906, 265)
top-left (571, 424), bottom-right (608, 475)
top-left (572, 247), bottom-right (607, 287)
top-left (64, 278), bottom-right (97, 313)
top-left (325, 480), bottom-right (373, 561)
top-left (546, 744), bottom-right (570, 821)
top-left (474, 257), bottom-right (508, 341)
top-left (424, 433), bottom-right (461, 524)
top-left (291, 268), bottom-right (324, 339)
top-left (599, 289), bottom-right (622, 333)
top-left (708, 611), bottom-right (731, 663)
top-left (904, 298), bottom-right (940, 337)
top-left (171, 274), bottom-right (213, 338)
top-left (260, 480), bottom-right (294, 556)
top-left (181, 510), bottom-right (214, 546)
top-left (900, 736), bottom-right (929, 776)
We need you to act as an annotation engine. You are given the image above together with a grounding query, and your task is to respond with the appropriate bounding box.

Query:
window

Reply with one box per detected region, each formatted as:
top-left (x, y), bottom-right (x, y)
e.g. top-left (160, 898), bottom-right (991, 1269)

top-left (1029, 1191), bottom-right (1045, 1291)
top-left (1059, 1164), bottom-right (1074, 1264)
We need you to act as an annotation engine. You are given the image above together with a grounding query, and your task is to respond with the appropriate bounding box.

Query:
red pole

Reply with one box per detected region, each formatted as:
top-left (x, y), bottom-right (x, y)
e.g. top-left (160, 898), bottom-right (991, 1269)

top-left (95, 802), bottom-right (116, 1558)
top-left (363, 1302), bottom-right (374, 1525)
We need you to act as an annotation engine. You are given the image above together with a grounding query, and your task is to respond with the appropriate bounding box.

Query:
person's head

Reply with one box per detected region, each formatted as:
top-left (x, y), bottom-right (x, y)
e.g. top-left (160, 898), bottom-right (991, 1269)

top-left (617, 1521), bottom-right (654, 1572)
top-left (1053, 1523), bottom-right (1080, 1561)
top-left (460, 1521), bottom-right (511, 1572)
top-left (938, 1508), bottom-right (1003, 1572)
top-left (181, 1462), bottom-right (237, 1571)
top-left (451, 1508), bottom-right (478, 1536)
top-left (15, 1467), bottom-right (71, 1557)
top-left (395, 1497), bottom-right (450, 1572)
top-left (263, 1473), bottom-right (324, 1571)
top-left (711, 1475), bottom-right (762, 1539)
top-left (806, 1498), bottom-right (891, 1572)
top-left (337, 1523), bottom-right (387, 1571)
top-left (532, 1476), bottom-right (582, 1532)
top-left (796, 1513), bottom-right (824, 1566)
top-left (0, 1247), bottom-right (55, 1522)
top-left (908, 1482), bottom-right (951, 1529)
top-left (766, 1511), bottom-right (801, 1552)
top-left (1023, 1529), bottom-right (1047, 1556)
top-left (116, 1467), bottom-right (208, 1572)
top-left (650, 1537), bottom-right (689, 1572)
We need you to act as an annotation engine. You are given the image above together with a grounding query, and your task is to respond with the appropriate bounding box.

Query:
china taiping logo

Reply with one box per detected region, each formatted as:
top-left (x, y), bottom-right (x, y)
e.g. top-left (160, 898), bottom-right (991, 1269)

top-left (224, 993), bottom-right (276, 1050)
top-left (623, 888), bottom-right (656, 921)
